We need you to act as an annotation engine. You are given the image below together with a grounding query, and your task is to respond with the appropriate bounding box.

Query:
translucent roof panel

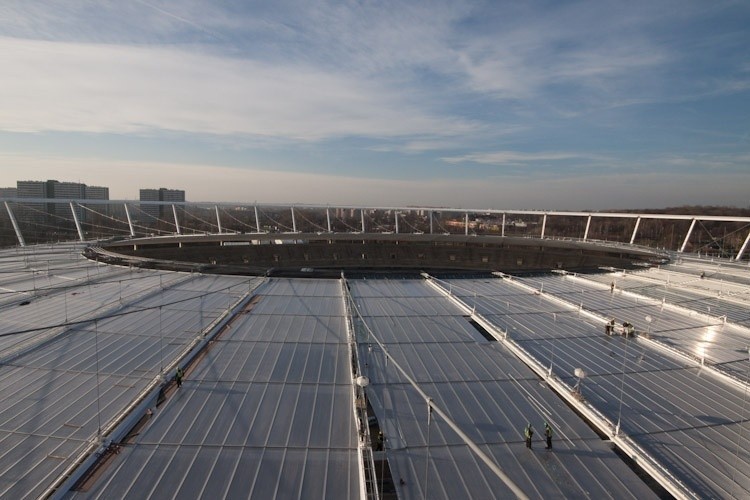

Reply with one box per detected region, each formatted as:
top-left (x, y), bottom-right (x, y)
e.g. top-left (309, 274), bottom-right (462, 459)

top-left (78, 278), bottom-right (360, 499)
top-left (511, 273), bottom-right (750, 373)
top-left (350, 278), bottom-right (657, 499)
top-left (446, 274), bottom-right (750, 498)
top-left (0, 245), bottom-right (262, 498)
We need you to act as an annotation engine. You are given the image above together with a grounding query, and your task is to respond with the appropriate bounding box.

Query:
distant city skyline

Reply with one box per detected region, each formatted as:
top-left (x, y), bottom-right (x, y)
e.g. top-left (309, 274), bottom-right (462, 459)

top-left (0, 1), bottom-right (748, 210)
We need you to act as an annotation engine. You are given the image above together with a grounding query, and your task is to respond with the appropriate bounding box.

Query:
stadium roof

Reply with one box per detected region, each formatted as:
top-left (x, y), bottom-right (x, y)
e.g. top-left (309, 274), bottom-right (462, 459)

top-left (0, 240), bottom-right (749, 498)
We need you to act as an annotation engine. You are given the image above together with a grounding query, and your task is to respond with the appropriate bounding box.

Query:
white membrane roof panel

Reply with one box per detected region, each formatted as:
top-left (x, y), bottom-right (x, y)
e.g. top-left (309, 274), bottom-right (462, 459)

top-left (351, 278), bottom-right (657, 500)
top-left (448, 276), bottom-right (750, 498)
top-left (77, 277), bottom-right (361, 499)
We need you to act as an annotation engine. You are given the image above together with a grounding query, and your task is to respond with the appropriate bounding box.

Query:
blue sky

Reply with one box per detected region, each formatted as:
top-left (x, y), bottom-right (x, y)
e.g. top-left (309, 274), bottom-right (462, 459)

top-left (0, 0), bottom-right (748, 209)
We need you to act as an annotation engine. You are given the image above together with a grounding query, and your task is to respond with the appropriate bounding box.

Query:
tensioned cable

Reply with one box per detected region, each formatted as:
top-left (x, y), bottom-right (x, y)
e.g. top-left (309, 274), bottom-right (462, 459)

top-left (257, 207), bottom-right (293, 232)
top-left (11, 202), bottom-right (79, 228)
top-left (178, 205), bottom-right (219, 231)
top-left (128, 204), bottom-right (177, 233)
top-left (293, 209), bottom-right (327, 232)
top-left (0, 278), bottom-right (254, 339)
top-left (433, 214), bottom-right (453, 234)
top-left (398, 213), bottom-right (425, 233)
top-left (332, 212), bottom-right (360, 232)
top-left (694, 219), bottom-right (721, 254)
top-left (0, 267), bottom-right (242, 297)
top-left (76, 203), bottom-right (133, 230)
top-left (694, 220), bottom-right (750, 257)
top-left (363, 211), bottom-right (390, 232)
top-left (219, 207), bottom-right (258, 232)
top-left (78, 202), bottom-right (174, 236)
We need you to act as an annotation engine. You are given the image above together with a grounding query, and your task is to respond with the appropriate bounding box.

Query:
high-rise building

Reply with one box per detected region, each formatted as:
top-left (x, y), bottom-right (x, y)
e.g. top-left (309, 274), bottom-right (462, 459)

top-left (139, 188), bottom-right (186, 220)
top-left (0, 188), bottom-right (17, 198)
top-left (85, 185), bottom-right (109, 200)
top-left (16, 181), bottom-right (48, 225)
top-left (15, 180), bottom-right (110, 226)
top-left (161, 188), bottom-right (185, 203)
top-left (48, 181), bottom-right (86, 221)
top-left (139, 189), bottom-right (161, 219)
top-left (82, 185), bottom-right (111, 218)
top-left (16, 180), bottom-right (47, 198)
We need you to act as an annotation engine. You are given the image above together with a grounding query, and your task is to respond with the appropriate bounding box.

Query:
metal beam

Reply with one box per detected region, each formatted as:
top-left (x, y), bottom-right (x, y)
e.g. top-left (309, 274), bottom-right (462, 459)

top-left (361, 209), bottom-right (365, 233)
top-left (583, 215), bottom-right (592, 241)
top-left (736, 230), bottom-right (750, 261)
top-left (291, 206), bottom-right (297, 233)
top-left (3, 197), bottom-right (750, 224)
top-left (429, 210), bottom-right (433, 235)
top-left (215, 205), bottom-right (222, 234)
top-left (395, 211), bottom-right (399, 234)
top-left (172, 205), bottom-right (181, 235)
top-left (679, 218), bottom-right (696, 253)
top-left (630, 217), bottom-right (641, 245)
top-left (123, 203), bottom-right (135, 237)
top-left (4, 202), bottom-right (25, 247)
top-left (502, 213), bottom-right (506, 237)
top-left (254, 204), bottom-right (261, 233)
top-left (465, 212), bottom-right (469, 235)
top-left (541, 213), bottom-right (547, 239)
top-left (326, 207), bottom-right (332, 232)
top-left (70, 202), bottom-right (84, 242)
top-left (5, 197), bottom-right (750, 224)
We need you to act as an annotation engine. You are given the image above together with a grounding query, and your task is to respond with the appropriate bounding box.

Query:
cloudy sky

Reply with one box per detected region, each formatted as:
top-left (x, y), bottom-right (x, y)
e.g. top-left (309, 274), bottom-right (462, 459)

top-left (0, 0), bottom-right (748, 210)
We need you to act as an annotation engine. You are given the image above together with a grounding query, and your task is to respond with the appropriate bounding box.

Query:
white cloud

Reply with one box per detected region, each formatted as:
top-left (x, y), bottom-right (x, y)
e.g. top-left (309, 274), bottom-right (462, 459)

top-left (442, 150), bottom-right (606, 166)
top-left (0, 37), bottom-right (477, 141)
